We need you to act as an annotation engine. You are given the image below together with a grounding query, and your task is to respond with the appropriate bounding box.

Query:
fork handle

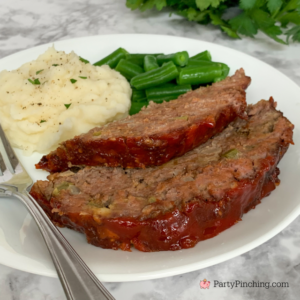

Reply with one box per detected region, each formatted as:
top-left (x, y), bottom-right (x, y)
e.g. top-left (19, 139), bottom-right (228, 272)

top-left (13, 191), bottom-right (116, 300)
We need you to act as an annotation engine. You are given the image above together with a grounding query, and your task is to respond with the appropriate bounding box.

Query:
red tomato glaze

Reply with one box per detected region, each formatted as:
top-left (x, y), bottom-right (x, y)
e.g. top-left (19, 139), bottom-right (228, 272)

top-left (31, 156), bottom-right (280, 252)
top-left (36, 106), bottom-right (240, 172)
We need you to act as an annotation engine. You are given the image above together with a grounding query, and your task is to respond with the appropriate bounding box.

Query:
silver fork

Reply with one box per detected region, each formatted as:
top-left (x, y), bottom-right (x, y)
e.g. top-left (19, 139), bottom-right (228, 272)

top-left (0, 124), bottom-right (115, 300)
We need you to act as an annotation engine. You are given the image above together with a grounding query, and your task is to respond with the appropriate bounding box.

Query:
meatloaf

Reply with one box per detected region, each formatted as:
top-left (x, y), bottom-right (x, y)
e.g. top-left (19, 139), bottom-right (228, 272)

top-left (36, 69), bottom-right (251, 172)
top-left (30, 98), bottom-right (294, 251)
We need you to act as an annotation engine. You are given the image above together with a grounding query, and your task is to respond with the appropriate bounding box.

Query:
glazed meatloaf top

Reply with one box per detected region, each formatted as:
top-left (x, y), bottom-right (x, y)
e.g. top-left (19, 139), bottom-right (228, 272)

top-left (86, 68), bottom-right (250, 138)
top-left (31, 98), bottom-right (293, 221)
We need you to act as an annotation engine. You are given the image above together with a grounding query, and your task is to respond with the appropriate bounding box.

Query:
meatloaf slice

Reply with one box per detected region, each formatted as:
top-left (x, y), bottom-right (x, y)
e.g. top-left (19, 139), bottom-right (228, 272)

top-left (30, 98), bottom-right (294, 252)
top-left (36, 69), bottom-right (250, 172)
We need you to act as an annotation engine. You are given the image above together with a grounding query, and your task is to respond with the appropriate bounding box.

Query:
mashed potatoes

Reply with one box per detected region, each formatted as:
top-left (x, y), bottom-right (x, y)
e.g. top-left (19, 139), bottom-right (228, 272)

top-left (0, 47), bottom-right (131, 155)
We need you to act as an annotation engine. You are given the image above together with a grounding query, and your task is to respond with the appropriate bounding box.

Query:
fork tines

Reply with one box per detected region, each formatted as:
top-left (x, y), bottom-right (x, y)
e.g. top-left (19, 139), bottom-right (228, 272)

top-left (0, 123), bottom-right (19, 175)
top-left (0, 151), bottom-right (6, 176)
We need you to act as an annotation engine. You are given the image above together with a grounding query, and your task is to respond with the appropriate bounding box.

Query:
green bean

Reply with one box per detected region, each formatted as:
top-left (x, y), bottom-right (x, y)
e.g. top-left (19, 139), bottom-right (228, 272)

top-left (93, 47), bottom-right (128, 68)
top-left (131, 61), bottom-right (179, 90)
top-left (213, 63), bottom-right (230, 82)
top-left (156, 51), bottom-right (189, 67)
top-left (177, 64), bottom-right (223, 85)
top-left (132, 89), bottom-right (147, 103)
top-left (144, 55), bottom-right (159, 72)
top-left (129, 101), bottom-right (148, 115)
top-left (146, 84), bottom-right (192, 103)
top-left (187, 59), bottom-right (216, 67)
top-left (126, 53), bottom-right (163, 66)
top-left (115, 59), bottom-right (144, 81)
top-left (190, 50), bottom-right (212, 61)
top-left (186, 61), bottom-right (230, 82)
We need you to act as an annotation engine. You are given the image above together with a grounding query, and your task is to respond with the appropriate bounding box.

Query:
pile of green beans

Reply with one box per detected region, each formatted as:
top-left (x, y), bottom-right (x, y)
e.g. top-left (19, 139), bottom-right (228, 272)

top-left (93, 48), bottom-right (230, 115)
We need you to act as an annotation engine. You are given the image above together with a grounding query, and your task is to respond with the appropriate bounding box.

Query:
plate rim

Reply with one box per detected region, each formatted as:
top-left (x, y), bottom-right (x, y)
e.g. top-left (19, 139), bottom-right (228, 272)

top-left (0, 33), bottom-right (299, 282)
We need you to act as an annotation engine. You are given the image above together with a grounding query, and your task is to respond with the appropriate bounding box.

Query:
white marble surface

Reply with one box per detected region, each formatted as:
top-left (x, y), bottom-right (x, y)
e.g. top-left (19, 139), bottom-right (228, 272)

top-left (0, 0), bottom-right (300, 299)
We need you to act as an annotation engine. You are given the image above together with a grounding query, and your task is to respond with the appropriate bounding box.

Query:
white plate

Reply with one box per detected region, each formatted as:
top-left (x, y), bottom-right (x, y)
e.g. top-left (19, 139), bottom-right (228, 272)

top-left (0, 34), bottom-right (299, 282)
